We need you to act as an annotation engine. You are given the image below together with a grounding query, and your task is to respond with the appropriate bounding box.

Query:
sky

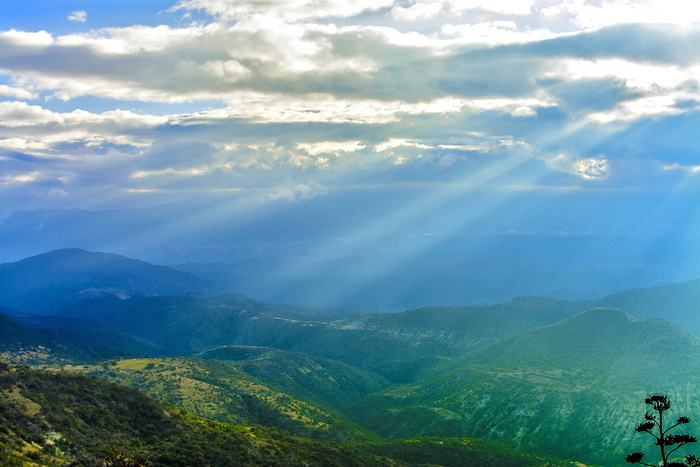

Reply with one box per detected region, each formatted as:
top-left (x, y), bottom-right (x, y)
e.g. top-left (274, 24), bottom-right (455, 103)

top-left (1, 0), bottom-right (700, 251)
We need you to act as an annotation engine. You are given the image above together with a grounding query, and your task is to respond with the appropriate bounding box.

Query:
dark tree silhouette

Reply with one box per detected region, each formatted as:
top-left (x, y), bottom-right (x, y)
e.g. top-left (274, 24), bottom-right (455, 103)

top-left (95, 445), bottom-right (150, 467)
top-left (626, 395), bottom-right (700, 467)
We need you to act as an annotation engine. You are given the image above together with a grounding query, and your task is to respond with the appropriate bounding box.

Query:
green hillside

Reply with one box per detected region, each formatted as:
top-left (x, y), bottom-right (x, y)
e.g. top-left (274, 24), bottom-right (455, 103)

top-left (71, 356), bottom-right (380, 442)
top-left (0, 365), bottom-right (402, 467)
top-left (0, 365), bottom-right (592, 467)
top-left (348, 309), bottom-right (700, 467)
top-left (47, 293), bottom-right (591, 382)
top-left (196, 346), bottom-right (390, 412)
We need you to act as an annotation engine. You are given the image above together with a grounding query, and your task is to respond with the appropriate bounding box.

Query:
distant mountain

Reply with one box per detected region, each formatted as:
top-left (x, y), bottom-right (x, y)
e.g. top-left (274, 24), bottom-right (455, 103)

top-left (349, 308), bottom-right (700, 466)
top-left (589, 278), bottom-right (700, 337)
top-left (46, 293), bottom-right (593, 382)
top-left (4, 201), bottom-right (699, 308)
top-left (0, 248), bottom-right (215, 314)
top-left (170, 250), bottom-right (687, 311)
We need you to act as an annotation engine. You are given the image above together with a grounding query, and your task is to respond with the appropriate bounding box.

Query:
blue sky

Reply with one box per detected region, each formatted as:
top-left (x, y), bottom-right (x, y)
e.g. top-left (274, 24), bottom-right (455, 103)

top-left (1, 0), bottom-right (699, 244)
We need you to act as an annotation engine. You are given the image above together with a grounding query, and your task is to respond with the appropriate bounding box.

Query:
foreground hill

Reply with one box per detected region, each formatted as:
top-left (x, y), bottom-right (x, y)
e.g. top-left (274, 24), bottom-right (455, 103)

top-left (72, 353), bottom-right (387, 442)
top-left (349, 308), bottom-right (700, 467)
top-left (0, 365), bottom-right (589, 467)
top-left (0, 365), bottom-right (398, 467)
top-left (0, 249), bottom-right (214, 314)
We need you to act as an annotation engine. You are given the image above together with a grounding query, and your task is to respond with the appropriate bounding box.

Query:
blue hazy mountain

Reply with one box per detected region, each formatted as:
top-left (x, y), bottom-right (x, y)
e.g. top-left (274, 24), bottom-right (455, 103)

top-left (0, 248), bottom-right (215, 314)
top-left (2, 196), bottom-right (700, 310)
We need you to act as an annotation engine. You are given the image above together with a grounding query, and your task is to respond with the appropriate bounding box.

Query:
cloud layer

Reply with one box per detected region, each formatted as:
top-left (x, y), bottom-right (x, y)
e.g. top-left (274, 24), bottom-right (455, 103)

top-left (1, 0), bottom-right (699, 237)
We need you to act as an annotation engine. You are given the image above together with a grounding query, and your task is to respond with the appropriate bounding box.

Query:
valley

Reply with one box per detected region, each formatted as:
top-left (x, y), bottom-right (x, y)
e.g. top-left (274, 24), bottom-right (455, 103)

top-left (2, 249), bottom-right (700, 466)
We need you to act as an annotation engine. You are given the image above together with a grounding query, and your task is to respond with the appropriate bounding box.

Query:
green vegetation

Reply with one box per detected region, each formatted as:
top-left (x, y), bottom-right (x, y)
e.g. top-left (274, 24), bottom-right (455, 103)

top-left (346, 309), bottom-right (700, 466)
top-left (354, 437), bottom-right (589, 467)
top-left (83, 356), bottom-right (377, 441)
top-left (0, 365), bottom-right (398, 466)
top-left (0, 365), bottom-right (593, 467)
top-left (7, 262), bottom-right (700, 467)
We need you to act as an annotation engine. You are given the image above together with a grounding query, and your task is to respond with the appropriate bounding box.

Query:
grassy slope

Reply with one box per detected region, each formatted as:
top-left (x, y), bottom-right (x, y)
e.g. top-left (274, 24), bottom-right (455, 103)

top-left (76, 356), bottom-right (377, 442)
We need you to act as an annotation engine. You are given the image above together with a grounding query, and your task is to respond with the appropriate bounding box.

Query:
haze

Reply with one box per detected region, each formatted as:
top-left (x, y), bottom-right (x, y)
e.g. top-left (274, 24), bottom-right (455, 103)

top-left (2, 0), bottom-right (699, 308)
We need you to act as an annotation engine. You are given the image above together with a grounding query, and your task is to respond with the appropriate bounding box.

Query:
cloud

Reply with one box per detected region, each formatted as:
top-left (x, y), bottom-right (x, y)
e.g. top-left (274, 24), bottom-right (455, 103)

top-left (268, 182), bottom-right (328, 200)
top-left (662, 163), bottom-right (700, 174)
top-left (0, 84), bottom-right (37, 100)
top-left (545, 154), bottom-right (610, 180)
top-left (1, 0), bottom-right (700, 219)
top-left (296, 141), bottom-right (365, 156)
top-left (68, 11), bottom-right (88, 23)
top-left (172, 0), bottom-right (395, 21)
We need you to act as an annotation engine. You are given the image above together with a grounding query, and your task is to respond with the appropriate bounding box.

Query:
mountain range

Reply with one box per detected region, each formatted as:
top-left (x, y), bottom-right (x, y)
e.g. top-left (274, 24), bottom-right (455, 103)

top-left (4, 202), bottom-right (700, 309)
top-left (3, 248), bottom-right (700, 466)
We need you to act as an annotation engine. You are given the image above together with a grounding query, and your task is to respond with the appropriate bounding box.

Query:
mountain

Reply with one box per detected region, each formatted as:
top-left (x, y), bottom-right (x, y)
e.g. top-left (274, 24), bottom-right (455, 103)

top-left (5, 201), bottom-right (700, 309)
top-left (348, 308), bottom-right (700, 466)
top-left (0, 312), bottom-right (120, 364)
top-left (170, 247), bottom-right (694, 311)
top-left (589, 278), bottom-right (700, 337)
top-left (0, 365), bottom-right (591, 467)
top-left (0, 248), bottom-right (215, 314)
top-left (45, 293), bottom-right (593, 382)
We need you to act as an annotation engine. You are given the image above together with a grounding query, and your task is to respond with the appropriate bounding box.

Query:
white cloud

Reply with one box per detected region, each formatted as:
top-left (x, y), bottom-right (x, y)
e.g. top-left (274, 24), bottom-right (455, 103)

top-left (441, 21), bottom-right (558, 45)
top-left (172, 0), bottom-right (395, 21)
top-left (375, 138), bottom-right (433, 152)
top-left (56, 23), bottom-right (218, 54)
top-left (588, 93), bottom-right (688, 123)
top-left (390, 2), bottom-right (443, 21)
top-left (268, 182), bottom-right (327, 200)
top-left (1, 171), bottom-right (41, 183)
top-left (186, 93), bottom-right (468, 124)
top-left (0, 137), bottom-right (50, 151)
top-left (200, 60), bottom-right (253, 82)
top-left (557, 59), bottom-right (695, 91)
top-left (662, 163), bottom-right (700, 174)
top-left (546, 154), bottom-right (610, 179)
top-left (565, 0), bottom-right (700, 28)
top-left (2, 0), bottom-right (700, 216)
top-left (0, 101), bottom-right (167, 129)
top-left (0, 29), bottom-right (53, 47)
top-left (68, 11), bottom-right (88, 23)
top-left (0, 84), bottom-right (38, 100)
top-left (511, 105), bottom-right (537, 117)
top-left (391, 0), bottom-right (536, 18)
top-left (296, 141), bottom-right (366, 155)
top-left (571, 157), bottom-right (609, 179)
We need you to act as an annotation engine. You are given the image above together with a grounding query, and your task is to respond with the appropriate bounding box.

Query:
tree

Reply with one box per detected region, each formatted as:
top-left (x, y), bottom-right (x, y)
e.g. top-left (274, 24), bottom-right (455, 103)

top-left (626, 395), bottom-right (700, 467)
top-left (95, 445), bottom-right (150, 467)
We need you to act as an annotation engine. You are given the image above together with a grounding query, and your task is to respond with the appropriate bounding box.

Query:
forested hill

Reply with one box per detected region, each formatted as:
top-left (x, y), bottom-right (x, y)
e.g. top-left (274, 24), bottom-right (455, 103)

top-left (0, 365), bottom-right (591, 467)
